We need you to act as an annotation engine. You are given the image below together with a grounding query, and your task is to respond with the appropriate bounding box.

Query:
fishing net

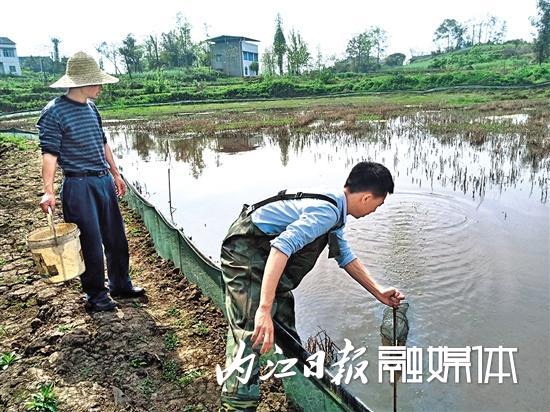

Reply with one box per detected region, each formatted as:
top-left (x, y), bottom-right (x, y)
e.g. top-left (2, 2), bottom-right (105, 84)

top-left (381, 302), bottom-right (410, 346)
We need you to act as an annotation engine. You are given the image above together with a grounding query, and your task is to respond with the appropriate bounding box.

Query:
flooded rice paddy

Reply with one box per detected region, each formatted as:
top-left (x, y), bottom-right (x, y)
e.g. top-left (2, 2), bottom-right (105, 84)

top-left (108, 110), bottom-right (549, 412)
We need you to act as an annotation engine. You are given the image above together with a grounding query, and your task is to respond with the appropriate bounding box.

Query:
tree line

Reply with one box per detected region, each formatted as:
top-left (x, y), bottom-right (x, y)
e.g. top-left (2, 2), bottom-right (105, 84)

top-left (20, 1), bottom-right (550, 78)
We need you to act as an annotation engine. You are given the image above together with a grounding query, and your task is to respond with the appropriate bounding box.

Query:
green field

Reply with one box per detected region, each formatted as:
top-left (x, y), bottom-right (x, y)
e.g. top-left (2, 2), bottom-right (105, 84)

top-left (1, 43), bottom-right (548, 114)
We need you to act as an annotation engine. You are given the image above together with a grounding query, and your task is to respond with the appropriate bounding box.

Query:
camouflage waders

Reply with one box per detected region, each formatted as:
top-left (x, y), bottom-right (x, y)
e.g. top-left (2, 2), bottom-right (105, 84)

top-left (220, 192), bottom-right (341, 411)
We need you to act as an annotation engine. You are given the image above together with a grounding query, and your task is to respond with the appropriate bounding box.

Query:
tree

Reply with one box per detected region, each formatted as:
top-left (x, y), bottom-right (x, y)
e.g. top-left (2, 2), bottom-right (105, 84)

top-left (346, 31), bottom-right (374, 72)
top-left (532, 0), bottom-right (550, 64)
top-left (287, 29), bottom-right (310, 75)
top-left (51, 37), bottom-right (62, 73)
top-left (160, 14), bottom-right (196, 68)
top-left (144, 35), bottom-right (161, 70)
top-left (369, 26), bottom-right (388, 66)
top-left (249, 61), bottom-right (259, 75)
top-left (118, 33), bottom-right (143, 77)
top-left (96, 42), bottom-right (121, 74)
top-left (314, 45), bottom-right (324, 72)
top-left (433, 19), bottom-right (465, 51)
top-left (385, 53), bottom-right (406, 66)
top-left (261, 47), bottom-right (277, 75)
top-left (273, 14), bottom-right (287, 75)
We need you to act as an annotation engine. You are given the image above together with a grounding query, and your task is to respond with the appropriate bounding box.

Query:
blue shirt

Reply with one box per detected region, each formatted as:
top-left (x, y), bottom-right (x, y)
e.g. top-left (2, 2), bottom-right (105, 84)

top-left (251, 191), bottom-right (357, 268)
top-left (36, 95), bottom-right (109, 173)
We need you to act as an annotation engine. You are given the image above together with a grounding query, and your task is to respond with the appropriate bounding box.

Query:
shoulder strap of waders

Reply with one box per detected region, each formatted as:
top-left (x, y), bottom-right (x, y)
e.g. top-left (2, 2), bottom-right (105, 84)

top-left (246, 190), bottom-right (338, 215)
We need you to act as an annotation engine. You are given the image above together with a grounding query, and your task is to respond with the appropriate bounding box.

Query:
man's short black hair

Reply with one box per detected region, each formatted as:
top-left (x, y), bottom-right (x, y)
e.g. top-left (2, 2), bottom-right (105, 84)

top-left (344, 161), bottom-right (394, 196)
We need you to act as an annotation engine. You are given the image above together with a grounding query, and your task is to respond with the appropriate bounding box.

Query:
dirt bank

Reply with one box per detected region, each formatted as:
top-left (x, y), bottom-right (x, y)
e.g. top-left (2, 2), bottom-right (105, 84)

top-left (0, 136), bottom-right (292, 411)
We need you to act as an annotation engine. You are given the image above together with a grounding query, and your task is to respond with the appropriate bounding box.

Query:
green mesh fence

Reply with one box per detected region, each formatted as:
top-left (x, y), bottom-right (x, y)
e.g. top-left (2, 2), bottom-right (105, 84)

top-left (123, 178), bottom-right (371, 412)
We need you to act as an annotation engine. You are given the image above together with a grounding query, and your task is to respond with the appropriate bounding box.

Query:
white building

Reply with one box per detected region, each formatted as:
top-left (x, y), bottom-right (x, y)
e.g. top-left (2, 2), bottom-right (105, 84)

top-left (208, 35), bottom-right (259, 77)
top-left (0, 37), bottom-right (22, 76)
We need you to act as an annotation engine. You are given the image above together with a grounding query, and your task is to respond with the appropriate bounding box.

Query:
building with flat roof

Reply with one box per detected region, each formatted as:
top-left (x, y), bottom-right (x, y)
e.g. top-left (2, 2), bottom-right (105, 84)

top-left (207, 35), bottom-right (259, 77)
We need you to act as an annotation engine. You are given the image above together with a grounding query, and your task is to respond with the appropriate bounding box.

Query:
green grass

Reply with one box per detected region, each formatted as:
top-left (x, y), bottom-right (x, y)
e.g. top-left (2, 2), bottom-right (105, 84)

top-left (25, 383), bottom-right (58, 412)
top-left (192, 321), bottom-right (209, 336)
top-left (162, 359), bottom-right (179, 381)
top-left (0, 351), bottom-right (17, 370)
top-left (138, 378), bottom-right (156, 398)
top-left (177, 369), bottom-right (202, 387)
top-left (57, 324), bottom-right (73, 333)
top-left (164, 332), bottom-right (180, 351)
top-left (165, 307), bottom-right (181, 318)
top-left (1, 43), bottom-right (548, 114)
top-left (130, 357), bottom-right (148, 368)
top-left (0, 134), bottom-right (37, 150)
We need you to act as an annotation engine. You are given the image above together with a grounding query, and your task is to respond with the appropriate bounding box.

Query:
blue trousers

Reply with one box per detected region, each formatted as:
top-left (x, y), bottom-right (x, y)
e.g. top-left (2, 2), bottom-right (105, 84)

top-left (61, 174), bottom-right (133, 303)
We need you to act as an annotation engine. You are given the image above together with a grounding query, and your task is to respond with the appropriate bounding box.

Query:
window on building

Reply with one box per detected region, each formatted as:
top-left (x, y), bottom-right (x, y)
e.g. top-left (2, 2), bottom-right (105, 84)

top-left (243, 51), bottom-right (257, 61)
top-left (215, 54), bottom-right (222, 63)
top-left (244, 66), bottom-right (249, 75)
top-left (0, 64), bottom-right (4, 75)
top-left (3, 48), bottom-right (16, 58)
top-left (9, 66), bottom-right (16, 74)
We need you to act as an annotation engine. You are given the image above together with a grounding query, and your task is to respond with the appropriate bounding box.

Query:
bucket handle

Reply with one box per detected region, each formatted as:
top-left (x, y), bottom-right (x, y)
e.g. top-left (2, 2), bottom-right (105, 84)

top-left (47, 206), bottom-right (59, 245)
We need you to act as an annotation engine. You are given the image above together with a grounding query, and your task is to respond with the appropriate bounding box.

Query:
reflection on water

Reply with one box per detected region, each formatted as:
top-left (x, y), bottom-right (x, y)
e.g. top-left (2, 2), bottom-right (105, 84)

top-left (108, 112), bottom-right (549, 412)
top-left (111, 113), bottom-right (549, 205)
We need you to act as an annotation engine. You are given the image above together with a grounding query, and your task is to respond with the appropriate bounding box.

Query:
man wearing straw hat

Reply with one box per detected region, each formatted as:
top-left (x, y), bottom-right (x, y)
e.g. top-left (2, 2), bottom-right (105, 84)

top-left (37, 51), bottom-right (144, 312)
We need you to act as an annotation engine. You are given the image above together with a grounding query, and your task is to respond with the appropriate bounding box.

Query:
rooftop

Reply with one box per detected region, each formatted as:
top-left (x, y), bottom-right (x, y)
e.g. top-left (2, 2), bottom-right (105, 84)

top-left (0, 37), bottom-right (16, 45)
top-left (207, 35), bottom-right (259, 43)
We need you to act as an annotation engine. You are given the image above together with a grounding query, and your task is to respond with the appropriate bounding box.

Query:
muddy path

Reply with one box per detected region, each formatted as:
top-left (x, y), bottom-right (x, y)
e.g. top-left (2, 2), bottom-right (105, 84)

top-left (0, 138), bottom-right (292, 411)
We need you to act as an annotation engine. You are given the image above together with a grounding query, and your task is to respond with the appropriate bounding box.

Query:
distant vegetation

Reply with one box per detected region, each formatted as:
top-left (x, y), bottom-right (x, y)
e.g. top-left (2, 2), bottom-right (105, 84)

top-left (1, 42), bottom-right (548, 113)
top-left (1, 1), bottom-right (549, 114)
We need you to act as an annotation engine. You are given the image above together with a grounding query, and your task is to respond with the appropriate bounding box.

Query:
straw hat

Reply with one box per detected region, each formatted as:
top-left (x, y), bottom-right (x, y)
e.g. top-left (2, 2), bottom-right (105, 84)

top-left (50, 51), bottom-right (119, 88)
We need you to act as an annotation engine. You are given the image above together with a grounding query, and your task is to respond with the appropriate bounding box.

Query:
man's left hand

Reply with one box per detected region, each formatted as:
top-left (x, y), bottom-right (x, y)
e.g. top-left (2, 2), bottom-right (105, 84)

top-left (378, 287), bottom-right (405, 308)
top-left (113, 175), bottom-right (126, 197)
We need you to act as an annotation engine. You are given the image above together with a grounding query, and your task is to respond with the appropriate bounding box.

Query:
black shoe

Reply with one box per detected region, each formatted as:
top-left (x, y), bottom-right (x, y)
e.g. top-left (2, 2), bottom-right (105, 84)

top-left (85, 298), bottom-right (118, 312)
top-left (110, 286), bottom-right (146, 298)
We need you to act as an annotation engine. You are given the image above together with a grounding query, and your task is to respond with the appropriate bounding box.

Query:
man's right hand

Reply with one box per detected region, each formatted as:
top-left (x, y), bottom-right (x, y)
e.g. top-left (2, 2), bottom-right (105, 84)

top-left (39, 192), bottom-right (56, 213)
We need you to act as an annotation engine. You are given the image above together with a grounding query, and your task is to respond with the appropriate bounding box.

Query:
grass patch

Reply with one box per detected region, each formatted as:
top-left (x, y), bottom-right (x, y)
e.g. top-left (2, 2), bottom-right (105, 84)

top-left (57, 324), bottom-right (73, 333)
top-left (165, 307), bottom-right (181, 318)
top-left (25, 383), bottom-right (58, 412)
top-left (129, 357), bottom-right (148, 368)
top-left (0, 133), bottom-right (37, 151)
top-left (138, 378), bottom-right (156, 398)
top-left (192, 321), bottom-right (209, 337)
top-left (0, 351), bottom-right (18, 370)
top-left (162, 358), bottom-right (179, 381)
top-left (177, 369), bottom-right (203, 387)
top-left (164, 332), bottom-right (180, 351)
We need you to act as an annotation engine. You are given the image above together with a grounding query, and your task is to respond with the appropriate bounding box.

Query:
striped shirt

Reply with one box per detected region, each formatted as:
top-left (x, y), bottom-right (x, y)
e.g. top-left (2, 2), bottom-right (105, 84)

top-left (36, 95), bottom-right (109, 173)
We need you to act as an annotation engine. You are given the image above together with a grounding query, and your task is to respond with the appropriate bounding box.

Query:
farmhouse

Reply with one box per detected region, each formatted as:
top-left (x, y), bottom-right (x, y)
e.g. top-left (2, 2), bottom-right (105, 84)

top-left (0, 37), bottom-right (22, 76)
top-left (207, 35), bottom-right (259, 77)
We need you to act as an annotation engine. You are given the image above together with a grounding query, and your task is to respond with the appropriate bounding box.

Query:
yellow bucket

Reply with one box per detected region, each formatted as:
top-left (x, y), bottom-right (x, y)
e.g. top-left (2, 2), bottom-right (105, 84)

top-left (27, 217), bottom-right (85, 283)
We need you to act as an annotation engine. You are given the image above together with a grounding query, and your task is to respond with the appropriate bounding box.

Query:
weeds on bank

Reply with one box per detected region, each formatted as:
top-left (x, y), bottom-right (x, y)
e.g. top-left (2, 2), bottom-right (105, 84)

top-left (192, 321), bottom-right (209, 336)
top-left (164, 332), bottom-right (180, 351)
top-left (177, 369), bottom-right (203, 387)
top-left (162, 359), bottom-right (179, 381)
top-left (0, 351), bottom-right (18, 370)
top-left (162, 358), bottom-right (203, 387)
top-left (138, 378), bottom-right (156, 398)
top-left (0, 134), bottom-right (37, 151)
top-left (57, 324), bottom-right (73, 333)
top-left (25, 383), bottom-right (58, 412)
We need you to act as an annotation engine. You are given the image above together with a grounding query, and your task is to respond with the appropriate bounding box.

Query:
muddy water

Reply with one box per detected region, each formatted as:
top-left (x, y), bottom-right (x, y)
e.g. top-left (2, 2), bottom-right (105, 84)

top-left (108, 113), bottom-right (549, 412)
